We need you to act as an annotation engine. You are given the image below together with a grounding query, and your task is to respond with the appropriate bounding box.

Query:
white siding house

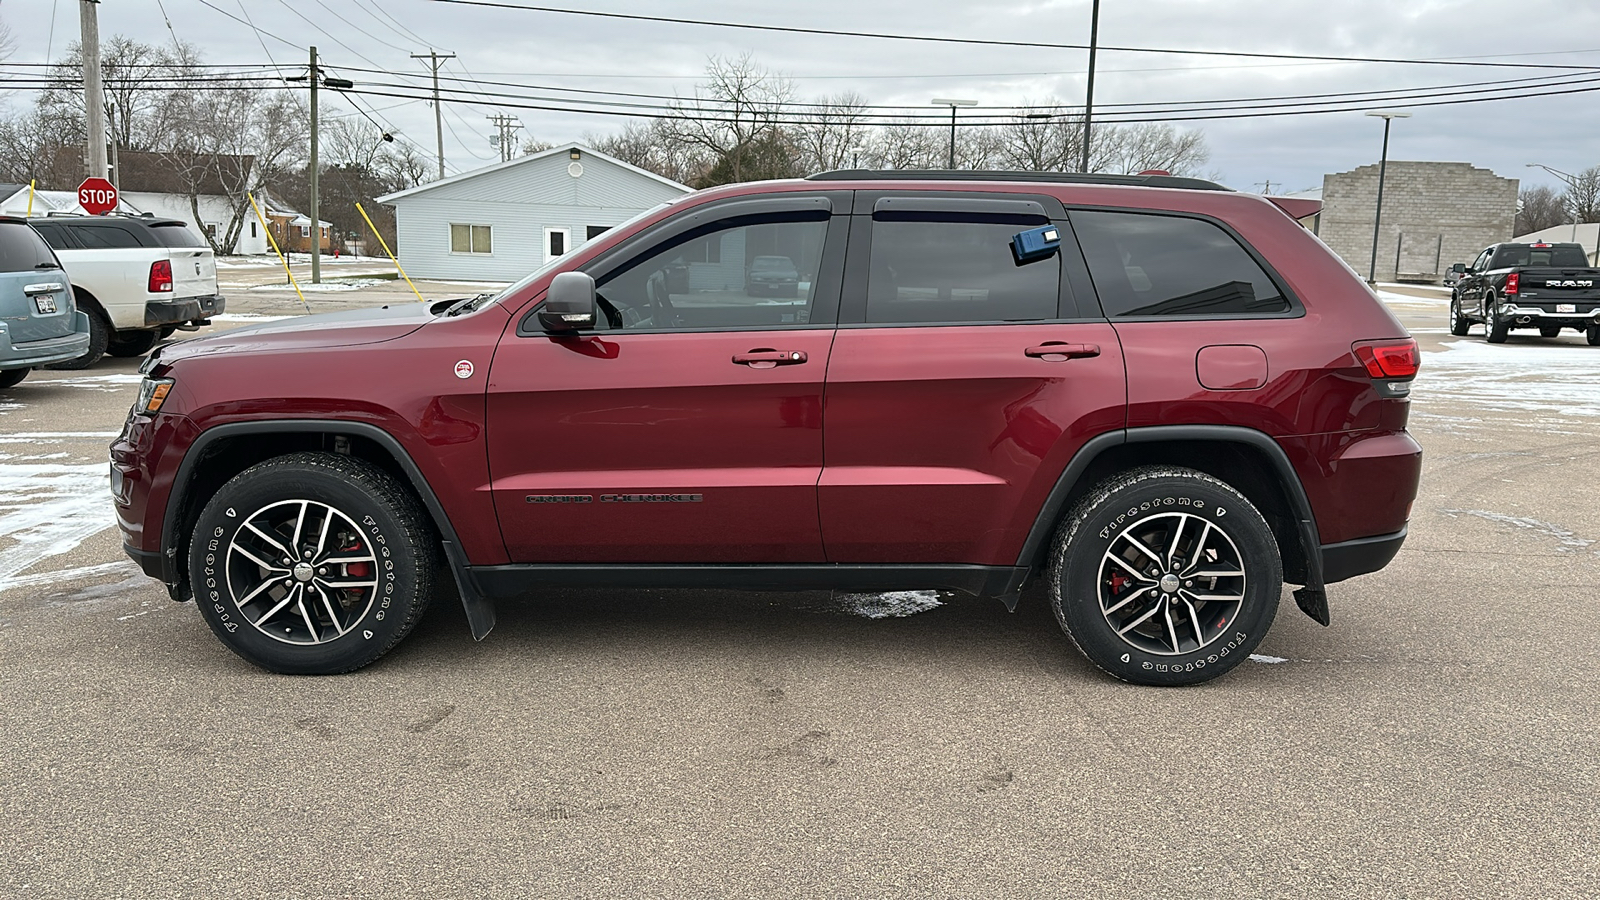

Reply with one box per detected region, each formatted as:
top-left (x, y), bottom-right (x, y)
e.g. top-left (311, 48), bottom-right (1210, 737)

top-left (376, 143), bottom-right (692, 282)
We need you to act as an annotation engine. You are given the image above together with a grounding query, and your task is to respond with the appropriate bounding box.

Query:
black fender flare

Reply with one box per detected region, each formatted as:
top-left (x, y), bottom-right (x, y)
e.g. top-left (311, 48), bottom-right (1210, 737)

top-left (161, 419), bottom-right (495, 639)
top-left (1016, 425), bottom-right (1330, 623)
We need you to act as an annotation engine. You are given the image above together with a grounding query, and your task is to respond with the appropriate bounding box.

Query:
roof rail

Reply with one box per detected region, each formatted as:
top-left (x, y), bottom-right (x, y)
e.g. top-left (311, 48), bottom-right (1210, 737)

top-left (805, 169), bottom-right (1232, 192)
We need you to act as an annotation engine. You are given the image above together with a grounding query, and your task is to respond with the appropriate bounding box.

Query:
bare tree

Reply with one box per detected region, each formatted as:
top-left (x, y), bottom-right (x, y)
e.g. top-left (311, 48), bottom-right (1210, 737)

top-left (864, 118), bottom-right (945, 169)
top-left (792, 91), bottom-right (870, 174)
top-left (587, 119), bottom-right (711, 186)
top-left (665, 53), bottom-right (795, 184)
top-left (1516, 185), bottom-right (1569, 234)
top-left (1094, 123), bottom-right (1210, 176)
top-left (37, 37), bottom-right (200, 153)
top-left (1563, 166), bottom-right (1600, 224)
top-left (994, 105), bottom-right (1081, 171)
top-left (518, 135), bottom-right (553, 156)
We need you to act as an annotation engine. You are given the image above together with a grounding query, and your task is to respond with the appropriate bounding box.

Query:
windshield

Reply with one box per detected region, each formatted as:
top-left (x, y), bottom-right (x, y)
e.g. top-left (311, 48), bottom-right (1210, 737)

top-left (471, 200), bottom-right (680, 311)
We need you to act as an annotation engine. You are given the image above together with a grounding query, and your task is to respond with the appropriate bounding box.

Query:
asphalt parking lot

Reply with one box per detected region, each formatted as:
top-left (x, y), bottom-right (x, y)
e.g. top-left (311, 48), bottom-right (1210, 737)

top-left (2, 273), bottom-right (1597, 898)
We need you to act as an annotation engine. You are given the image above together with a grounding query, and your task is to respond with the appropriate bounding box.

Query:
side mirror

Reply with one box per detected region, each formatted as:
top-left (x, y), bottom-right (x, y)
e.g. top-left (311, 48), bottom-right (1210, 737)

top-left (538, 271), bottom-right (597, 333)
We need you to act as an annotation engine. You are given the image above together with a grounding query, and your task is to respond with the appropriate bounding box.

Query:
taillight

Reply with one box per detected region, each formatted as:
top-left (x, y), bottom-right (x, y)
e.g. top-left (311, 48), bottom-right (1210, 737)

top-left (1353, 339), bottom-right (1419, 379)
top-left (1504, 272), bottom-right (1519, 296)
top-left (148, 259), bottom-right (173, 293)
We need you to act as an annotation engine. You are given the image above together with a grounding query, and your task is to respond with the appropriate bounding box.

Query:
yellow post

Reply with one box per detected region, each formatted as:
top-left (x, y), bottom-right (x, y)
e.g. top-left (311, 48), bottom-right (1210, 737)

top-left (26, 180), bottom-right (35, 217)
top-left (355, 202), bottom-right (425, 303)
top-left (247, 192), bottom-right (310, 312)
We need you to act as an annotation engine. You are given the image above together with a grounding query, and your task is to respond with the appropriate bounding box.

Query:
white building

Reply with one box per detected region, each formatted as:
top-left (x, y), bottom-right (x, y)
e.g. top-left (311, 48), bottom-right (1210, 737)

top-left (1512, 222), bottom-right (1600, 265)
top-left (377, 143), bottom-right (692, 282)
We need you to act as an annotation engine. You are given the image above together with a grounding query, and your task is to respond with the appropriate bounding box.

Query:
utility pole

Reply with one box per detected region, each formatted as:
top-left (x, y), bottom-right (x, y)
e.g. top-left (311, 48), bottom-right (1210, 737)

top-left (1080, 0), bottom-right (1101, 174)
top-left (1364, 110), bottom-right (1411, 284)
top-left (79, 0), bottom-right (108, 180)
top-left (486, 113), bottom-right (521, 162)
top-left (310, 46), bottom-right (321, 284)
top-left (411, 50), bottom-right (455, 180)
top-left (930, 99), bottom-right (977, 169)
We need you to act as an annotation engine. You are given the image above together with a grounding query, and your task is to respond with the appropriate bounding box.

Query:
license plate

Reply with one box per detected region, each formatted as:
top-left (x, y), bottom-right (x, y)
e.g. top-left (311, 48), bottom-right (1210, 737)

top-left (1557, 303), bottom-right (1576, 313)
top-left (33, 295), bottom-right (56, 314)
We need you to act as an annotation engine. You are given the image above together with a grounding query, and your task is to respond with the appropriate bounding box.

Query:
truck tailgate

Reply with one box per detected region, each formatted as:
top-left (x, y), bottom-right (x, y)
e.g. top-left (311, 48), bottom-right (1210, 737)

top-left (1514, 267), bottom-right (1600, 304)
top-left (169, 248), bottom-right (218, 300)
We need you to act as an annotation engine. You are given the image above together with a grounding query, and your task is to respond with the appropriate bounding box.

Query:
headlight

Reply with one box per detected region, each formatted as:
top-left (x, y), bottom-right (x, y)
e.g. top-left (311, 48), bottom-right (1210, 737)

top-left (135, 377), bottom-right (174, 416)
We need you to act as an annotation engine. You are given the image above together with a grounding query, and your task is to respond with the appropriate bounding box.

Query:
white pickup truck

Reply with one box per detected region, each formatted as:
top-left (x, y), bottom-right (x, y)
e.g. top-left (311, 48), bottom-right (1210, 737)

top-left (27, 214), bottom-right (225, 367)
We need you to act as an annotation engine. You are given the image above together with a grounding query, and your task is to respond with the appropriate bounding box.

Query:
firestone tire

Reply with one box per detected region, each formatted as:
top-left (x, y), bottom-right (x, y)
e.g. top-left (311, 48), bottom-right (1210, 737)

top-left (1448, 296), bottom-right (1470, 336)
top-left (1048, 466), bottom-right (1282, 687)
top-left (188, 451), bottom-right (437, 675)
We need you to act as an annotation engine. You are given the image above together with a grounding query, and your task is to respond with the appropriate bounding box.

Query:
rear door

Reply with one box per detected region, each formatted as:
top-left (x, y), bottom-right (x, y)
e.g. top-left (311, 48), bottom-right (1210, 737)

top-left (487, 194), bottom-right (849, 563)
top-left (0, 221), bottom-right (75, 344)
top-left (819, 194), bottom-right (1125, 565)
top-left (148, 221), bottom-right (218, 300)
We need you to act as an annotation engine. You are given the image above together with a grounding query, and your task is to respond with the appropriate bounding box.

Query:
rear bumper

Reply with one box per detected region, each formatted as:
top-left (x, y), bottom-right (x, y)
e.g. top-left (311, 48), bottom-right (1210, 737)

top-left (145, 294), bottom-right (225, 327)
top-left (1493, 304), bottom-right (1600, 325)
top-left (1321, 527), bottom-right (1407, 584)
top-left (0, 312), bottom-right (92, 368)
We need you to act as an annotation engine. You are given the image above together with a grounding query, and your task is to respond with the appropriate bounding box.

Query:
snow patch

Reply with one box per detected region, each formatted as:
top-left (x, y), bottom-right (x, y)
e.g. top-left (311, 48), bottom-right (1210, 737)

top-left (1414, 340), bottom-right (1600, 420)
top-left (1248, 654), bottom-right (1288, 664)
top-left (833, 590), bottom-right (944, 619)
top-left (0, 461), bottom-right (115, 590)
top-left (212, 313), bottom-right (296, 323)
top-left (1440, 508), bottom-right (1595, 551)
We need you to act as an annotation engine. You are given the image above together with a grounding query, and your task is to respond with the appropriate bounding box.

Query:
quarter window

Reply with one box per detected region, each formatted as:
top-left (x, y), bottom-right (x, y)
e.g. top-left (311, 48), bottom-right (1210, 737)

top-left (68, 224), bottom-right (143, 249)
top-left (0, 222), bottom-right (58, 273)
top-left (865, 219), bottom-right (1059, 324)
top-left (450, 223), bottom-right (492, 254)
top-left (594, 216), bottom-right (827, 331)
top-left (1072, 211), bottom-right (1291, 317)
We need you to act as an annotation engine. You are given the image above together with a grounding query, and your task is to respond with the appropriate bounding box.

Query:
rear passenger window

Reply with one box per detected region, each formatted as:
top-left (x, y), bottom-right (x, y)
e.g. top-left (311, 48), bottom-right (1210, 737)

top-left (1072, 211), bottom-right (1291, 317)
top-left (867, 219), bottom-right (1059, 324)
top-left (69, 225), bottom-right (144, 249)
top-left (0, 222), bottom-right (57, 273)
top-left (149, 223), bottom-right (205, 248)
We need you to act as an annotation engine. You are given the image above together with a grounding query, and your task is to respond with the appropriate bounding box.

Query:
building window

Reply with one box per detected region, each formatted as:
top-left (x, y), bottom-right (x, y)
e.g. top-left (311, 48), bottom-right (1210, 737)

top-left (586, 225), bottom-right (610, 240)
top-left (544, 227), bottom-right (570, 259)
top-left (450, 223), bottom-right (492, 254)
top-left (206, 223), bottom-right (218, 240)
top-left (299, 225), bottom-right (310, 238)
top-left (250, 221), bottom-right (258, 238)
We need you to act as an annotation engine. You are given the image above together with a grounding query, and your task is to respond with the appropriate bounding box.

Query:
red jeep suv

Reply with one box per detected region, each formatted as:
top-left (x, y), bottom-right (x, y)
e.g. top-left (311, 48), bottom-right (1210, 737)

top-left (112, 172), bottom-right (1421, 685)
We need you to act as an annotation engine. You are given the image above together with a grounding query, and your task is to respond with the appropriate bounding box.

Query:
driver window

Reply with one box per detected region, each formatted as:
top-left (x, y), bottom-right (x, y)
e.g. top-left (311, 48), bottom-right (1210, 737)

top-left (593, 216), bottom-right (828, 330)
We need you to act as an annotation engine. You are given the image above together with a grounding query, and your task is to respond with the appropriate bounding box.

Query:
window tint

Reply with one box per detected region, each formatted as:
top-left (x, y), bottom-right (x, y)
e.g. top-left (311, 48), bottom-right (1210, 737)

top-left (0, 222), bottom-right (58, 272)
top-left (1073, 211), bottom-right (1290, 317)
top-left (595, 217), bottom-right (827, 330)
top-left (149, 222), bottom-right (205, 248)
top-left (1493, 244), bottom-right (1588, 268)
top-left (866, 219), bottom-right (1059, 324)
top-left (69, 224), bottom-right (144, 249)
top-left (30, 222), bottom-right (75, 250)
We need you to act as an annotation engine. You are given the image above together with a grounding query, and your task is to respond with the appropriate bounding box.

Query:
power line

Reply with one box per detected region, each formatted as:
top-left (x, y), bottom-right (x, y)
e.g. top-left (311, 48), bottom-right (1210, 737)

top-left (192, 0), bottom-right (302, 50)
top-left (305, 0), bottom-right (413, 54)
top-left (347, 0), bottom-right (428, 48)
top-left (425, 0), bottom-right (1600, 72)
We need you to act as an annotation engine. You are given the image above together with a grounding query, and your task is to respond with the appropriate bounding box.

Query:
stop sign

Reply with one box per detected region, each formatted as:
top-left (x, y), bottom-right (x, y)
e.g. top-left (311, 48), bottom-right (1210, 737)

top-left (78, 177), bottom-right (118, 215)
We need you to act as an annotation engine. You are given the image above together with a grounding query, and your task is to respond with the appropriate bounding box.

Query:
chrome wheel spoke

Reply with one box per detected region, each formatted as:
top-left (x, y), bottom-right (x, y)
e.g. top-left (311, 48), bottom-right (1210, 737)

top-left (1123, 534), bottom-right (1165, 567)
top-left (1179, 595), bottom-right (1207, 647)
top-left (1186, 566), bottom-right (1243, 579)
top-left (1104, 584), bottom-right (1155, 616)
top-left (317, 589), bottom-right (348, 637)
top-left (237, 573), bottom-right (289, 608)
top-left (290, 501), bottom-right (308, 555)
top-left (1162, 600), bottom-right (1182, 653)
top-left (256, 584), bottom-right (300, 626)
top-left (317, 577), bottom-right (377, 590)
top-left (1183, 590), bottom-right (1244, 603)
top-left (313, 510), bottom-right (334, 561)
top-left (232, 543), bottom-right (286, 574)
top-left (1103, 552), bottom-right (1157, 583)
top-left (1117, 601), bottom-right (1164, 636)
top-left (295, 589), bottom-right (319, 639)
top-left (244, 522), bottom-right (294, 562)
top-left (1164, 515), bottom-right (1186, 568)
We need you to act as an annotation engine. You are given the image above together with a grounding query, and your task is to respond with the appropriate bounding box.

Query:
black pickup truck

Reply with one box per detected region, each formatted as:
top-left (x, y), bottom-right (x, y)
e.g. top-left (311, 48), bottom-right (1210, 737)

top-left (1450, 242), bottom-right (1600, 344)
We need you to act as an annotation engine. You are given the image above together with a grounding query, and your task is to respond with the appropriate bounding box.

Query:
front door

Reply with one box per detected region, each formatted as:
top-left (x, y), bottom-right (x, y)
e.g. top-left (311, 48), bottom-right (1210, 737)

top-left (819, 196), bottom-right (1126, 565)
top-left (487, 203), bottom-right (847, 563)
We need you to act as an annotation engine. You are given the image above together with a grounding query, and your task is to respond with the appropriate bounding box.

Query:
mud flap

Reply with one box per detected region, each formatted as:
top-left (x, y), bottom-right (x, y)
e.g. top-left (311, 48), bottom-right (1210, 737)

top-left (441, 540), bottom-right (495, 640)
top-left (1293, 587), bottom-right (1330, 626)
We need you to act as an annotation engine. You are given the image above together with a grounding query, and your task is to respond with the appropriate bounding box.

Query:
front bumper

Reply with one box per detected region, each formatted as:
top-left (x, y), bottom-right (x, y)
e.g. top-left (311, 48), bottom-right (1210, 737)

top-left (146, 294), bottom-right (225, 327)
top-left (0, 311), bottom-right (92, 369)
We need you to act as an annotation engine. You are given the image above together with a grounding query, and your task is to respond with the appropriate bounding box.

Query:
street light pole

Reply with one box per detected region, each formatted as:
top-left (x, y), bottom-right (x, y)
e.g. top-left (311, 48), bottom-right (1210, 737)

top-left (1080, 0), bottom-right (1101, 173)
top-left (1365, 110), bottom-right (1411, 284)
top-left (931, 98), bottom-right (977, 169)
top-left (1526, 163), bottom-right (1584, 247)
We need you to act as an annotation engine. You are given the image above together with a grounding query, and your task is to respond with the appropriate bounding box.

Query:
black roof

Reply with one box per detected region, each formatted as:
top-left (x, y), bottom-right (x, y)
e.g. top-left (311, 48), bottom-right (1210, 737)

top-left (26, 213), bottom-right (189, 229)
top-left (806, 169), bottom-right (1232, 192)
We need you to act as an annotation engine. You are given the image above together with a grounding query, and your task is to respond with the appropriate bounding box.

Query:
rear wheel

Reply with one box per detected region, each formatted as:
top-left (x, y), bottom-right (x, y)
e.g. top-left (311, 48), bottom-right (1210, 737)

top-left (1588, 324), bottom-right (1600, 346)
top-left (1048, 466), bottom-right (1282, 686)
top-left (44, 307), bottom-right (109, 370)
top-left (0, 368), bottom-right (28, 389)
top-left (107, 329), bottom-right (159, 358)
top-left (1448, 295), bottom-right (1470, 336)
top-left (188, 452), bottom-right (437, 675)
top-left (1484, 294), bottom-right (1509, 344)
top-left (1539, 325), bottom-right (1562, 338)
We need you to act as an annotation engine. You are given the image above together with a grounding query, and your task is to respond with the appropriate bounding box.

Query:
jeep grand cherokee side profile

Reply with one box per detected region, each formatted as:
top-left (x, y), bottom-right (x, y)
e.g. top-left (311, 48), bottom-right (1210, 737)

top-left (112, 172), bottom-right (1422, 685)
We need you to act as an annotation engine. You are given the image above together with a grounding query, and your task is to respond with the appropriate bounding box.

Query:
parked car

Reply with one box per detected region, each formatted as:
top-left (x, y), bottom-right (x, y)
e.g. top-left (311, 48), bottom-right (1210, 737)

top-left (0, 217), bottom-right (93, 388)
top-left (745, 255), bottom-right (800, 296)
top-left (1450, 241), bottom-right (1600, 344)
top-left (1442, 262), bottom-right (1467, 287)
top-left (28, 214), bottom-right (225, 367)
top-left (113, 171), bottom-right (1422, 685)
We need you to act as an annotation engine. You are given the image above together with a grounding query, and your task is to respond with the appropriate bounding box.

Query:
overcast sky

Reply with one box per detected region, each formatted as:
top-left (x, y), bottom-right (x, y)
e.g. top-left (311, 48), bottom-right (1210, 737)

top-left (3, 0), bottom-right (1597, 193)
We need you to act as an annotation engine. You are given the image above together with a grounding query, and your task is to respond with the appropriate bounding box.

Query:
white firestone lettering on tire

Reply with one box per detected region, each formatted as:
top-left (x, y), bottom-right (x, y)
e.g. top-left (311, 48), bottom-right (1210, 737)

top-left (1140, 632), bottom-right (1249, 672)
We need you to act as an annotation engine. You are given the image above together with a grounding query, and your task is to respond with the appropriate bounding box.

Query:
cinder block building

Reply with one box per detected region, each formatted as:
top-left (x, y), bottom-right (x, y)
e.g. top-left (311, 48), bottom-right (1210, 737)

top-left (1319, 162), bottom-right (1517, 283)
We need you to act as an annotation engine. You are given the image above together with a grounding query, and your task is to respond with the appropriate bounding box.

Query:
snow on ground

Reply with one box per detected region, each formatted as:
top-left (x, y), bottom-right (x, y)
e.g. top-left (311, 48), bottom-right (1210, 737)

top-left (212, 313), bottom-right (297, 323)
top-left (247, 278), bottom-right (392, 292)
top-left (832, 590), bottom-right (944, 619)
top-left (0, 456), bottom-right (114, 593)
top-left (1413, 340), bottom-right (1600, 420)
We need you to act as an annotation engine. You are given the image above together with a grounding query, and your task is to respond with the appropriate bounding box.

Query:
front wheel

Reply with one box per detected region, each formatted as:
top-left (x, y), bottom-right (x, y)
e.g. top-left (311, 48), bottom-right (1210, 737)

top-left (188, 452), bottom-right (438, 674)
top-left (1048, 466), bottom-right (1282, 686)
top-left (1448, 296), bottom-right (1470, 336)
